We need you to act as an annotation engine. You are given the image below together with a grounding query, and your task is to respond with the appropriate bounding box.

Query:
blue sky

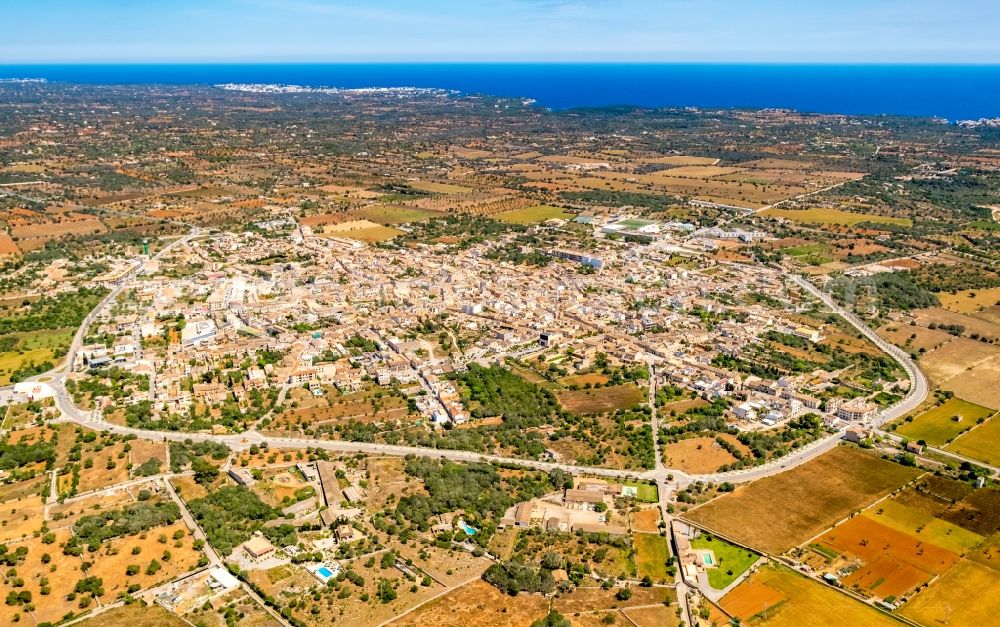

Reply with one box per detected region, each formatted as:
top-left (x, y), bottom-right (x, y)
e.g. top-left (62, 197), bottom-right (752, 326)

top-left (2, 0), bottom-right (998, 63)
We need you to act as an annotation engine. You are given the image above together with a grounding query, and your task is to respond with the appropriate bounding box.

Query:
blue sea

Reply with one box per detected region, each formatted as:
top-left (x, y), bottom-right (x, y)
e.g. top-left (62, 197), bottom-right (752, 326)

top-left (2, 63), bottom-right (999, 121)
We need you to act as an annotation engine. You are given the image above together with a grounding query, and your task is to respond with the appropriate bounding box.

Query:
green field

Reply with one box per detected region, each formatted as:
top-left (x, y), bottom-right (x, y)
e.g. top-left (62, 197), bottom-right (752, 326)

top-left (691, 534), bottom-right (759, 590)
top-left (782, 243), bottom-right (834, 265)
top-left (634, 532), bottom-right (670, 580)
top-left (623, 481), bottom-right (659, 503)
top-left (497, 205), bottom-right (574, 224)
top-left (351, 205), bottom-right (446, 224)
top-left (761, 207), bottom-right (912, 227)
top-left (863, 498), bottom-right (984, 554)
top-left (946, 413), bottom-right (1000, 466)
top-left (0, 328), bottom-right (75, 385)
top-left (896, 397), bottom-right (996, 446)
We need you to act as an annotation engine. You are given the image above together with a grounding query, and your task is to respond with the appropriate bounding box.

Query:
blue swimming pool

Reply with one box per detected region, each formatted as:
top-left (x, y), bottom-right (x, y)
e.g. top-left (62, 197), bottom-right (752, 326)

top-left (460, 522), bottom-right (477, 535)
top-left (317, 567), bottom-right (333, 578)
top-left (703, 555), bottom-right (713, 566)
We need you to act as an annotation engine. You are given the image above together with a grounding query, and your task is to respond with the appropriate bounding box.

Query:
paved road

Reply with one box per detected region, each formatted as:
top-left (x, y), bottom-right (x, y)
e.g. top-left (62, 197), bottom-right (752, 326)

top-left (791, 275), bottom-right (929, 428)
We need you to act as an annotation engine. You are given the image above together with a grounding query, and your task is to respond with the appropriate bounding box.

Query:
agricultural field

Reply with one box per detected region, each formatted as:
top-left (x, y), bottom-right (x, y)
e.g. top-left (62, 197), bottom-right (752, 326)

top-left (946, 413), bottom-right (1000, 466)
top-left (496, 204), bottom-right (574, 224)
top-left (351, 205), bottom-right (446, 224)
top-left (760, 207), bottom-right (911, 226)
top-left (938, 354), bottom-right (1000, 411)
top-left (862, 498), bottom-right (984, 554)
top-left (720, 564), bottom-right (898, 627)
top-left (690, 534), bottom-right (759, 590)
top-left (914, 307), bottom-right (999, 343)
top-left (406, 180), bottom-right (472, 194)
top-left (919, 338), bottom-right (1000, 387)
top-left (556, 384), bottom-right (645, 414)
top-left (814, 515), bottom-right (959, 600)
top-left (895, 397), bottom-right (996, 446)
top-left (900, 558), bottom-right (1000, 627)
top-left (682, 446), bottom-right (921, 554)
top-left (633, 532), bottom-right (670, 580)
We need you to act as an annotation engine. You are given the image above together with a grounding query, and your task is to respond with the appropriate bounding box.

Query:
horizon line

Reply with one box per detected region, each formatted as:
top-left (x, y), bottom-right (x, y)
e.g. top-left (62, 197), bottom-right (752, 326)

top-left (4, 61), bottom-right (1000, 67)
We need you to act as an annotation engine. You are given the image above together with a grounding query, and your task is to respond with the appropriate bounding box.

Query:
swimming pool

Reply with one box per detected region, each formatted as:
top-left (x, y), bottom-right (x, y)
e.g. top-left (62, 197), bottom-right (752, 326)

top-left (460, 521), bottom-right (477, 535)
top-left (703, 554), bottom-right (713, 566)
top-left (317, 567), bottom-right (334, 578)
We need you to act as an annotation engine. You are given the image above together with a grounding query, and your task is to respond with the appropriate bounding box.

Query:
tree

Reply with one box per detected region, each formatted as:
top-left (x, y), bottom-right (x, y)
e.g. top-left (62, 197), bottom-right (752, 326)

top-left (376, 579), bottom-right (397, 603)
top-left (532, 610), bottom-right (571, 627)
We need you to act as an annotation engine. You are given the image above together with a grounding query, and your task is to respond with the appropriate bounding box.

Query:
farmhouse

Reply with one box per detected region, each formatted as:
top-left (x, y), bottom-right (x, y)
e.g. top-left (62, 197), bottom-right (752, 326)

top-left (241, 535), bottom-right (277, 562)
top-left (565, 489), bottom-right (606, 511)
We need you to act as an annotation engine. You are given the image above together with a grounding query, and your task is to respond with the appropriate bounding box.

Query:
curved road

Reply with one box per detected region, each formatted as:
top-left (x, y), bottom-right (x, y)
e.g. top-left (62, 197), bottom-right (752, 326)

top-left (42, 249), bottom-right (929, 486)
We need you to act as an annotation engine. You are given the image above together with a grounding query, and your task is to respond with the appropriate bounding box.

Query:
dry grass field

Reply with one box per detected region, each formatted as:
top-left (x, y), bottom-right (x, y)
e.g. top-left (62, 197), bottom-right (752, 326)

top-left (915, 307), bottom-right (999, 342)
top-left (556, 384), bottom-right (645, 414)
top-left (623, 604), bottom-right (682, 627)
top-left (389, 579), bottom-right (548, 627)
top-left (900, 558), bottom-right (1000, 626)
top-left (630, 508), bottom-right (662, 533)
top-left (661, 436), bottom-right (742, 473)
top-left (0, 529), bottom-right (86, 625)
top-left (387, 539), bottom-right (492, 587)
top-left (0, 494), bottom-right (45, 542)
top-left (683, 446), bottom-right (921, 554)
top-left (129, 439), bottom-right (168, 470)
top-left (938, 355), bottom-right (1000, 411)
top-left (87, 521), bottom-right (203, 598)
top-left (720, 565), bottom-right (897, 626)
top-left (80, 603), bottom-right (191, 627)
top-left (321, 219), bottom-right (403, 242)
top-left (878, 323), bottom-right (954, 353)
top-left (938, 287), bottom-right (1000, 314)
top-left (552, 585), bottom-right (674, 615)
top-left (919, 338), bottom-right (1000, 386)
top-left (77, 442), bottom-right (132, 492)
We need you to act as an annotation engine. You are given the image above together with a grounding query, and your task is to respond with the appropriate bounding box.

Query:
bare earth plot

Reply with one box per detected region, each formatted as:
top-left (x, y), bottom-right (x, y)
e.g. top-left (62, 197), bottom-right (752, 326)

top-left (682, 446), bottom-right (921, 554)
